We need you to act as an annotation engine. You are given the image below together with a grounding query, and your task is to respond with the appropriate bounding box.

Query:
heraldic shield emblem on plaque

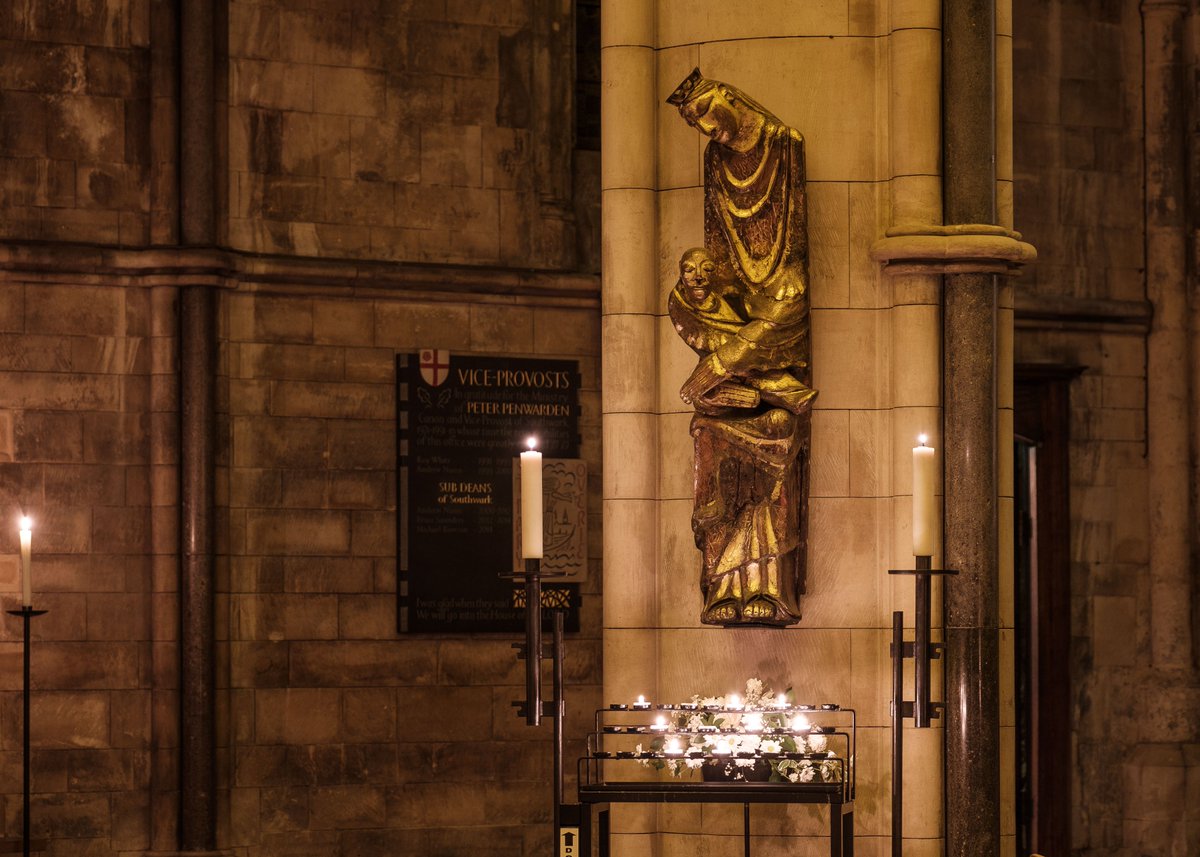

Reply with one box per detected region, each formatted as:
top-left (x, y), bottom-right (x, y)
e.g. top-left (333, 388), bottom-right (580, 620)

top-left (419, 349), bottom-right (451, 386)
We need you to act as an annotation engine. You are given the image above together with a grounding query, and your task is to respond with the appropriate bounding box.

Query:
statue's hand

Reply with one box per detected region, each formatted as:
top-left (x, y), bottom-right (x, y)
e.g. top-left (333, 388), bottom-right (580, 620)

top-left (680, 353), bottom-right (727, 405)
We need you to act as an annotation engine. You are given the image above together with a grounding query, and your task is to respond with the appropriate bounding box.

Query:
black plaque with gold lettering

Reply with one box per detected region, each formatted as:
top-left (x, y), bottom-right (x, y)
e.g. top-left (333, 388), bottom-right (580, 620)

top-left (397, 351), bottom-right (580, 632)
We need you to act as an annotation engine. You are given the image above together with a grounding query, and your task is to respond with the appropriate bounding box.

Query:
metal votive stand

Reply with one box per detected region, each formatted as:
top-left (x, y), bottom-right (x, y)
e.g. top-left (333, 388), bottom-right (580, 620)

top-left (887, 555), bottom-right (956, 856)
top-left (6, 605), bottom-right (48, 857)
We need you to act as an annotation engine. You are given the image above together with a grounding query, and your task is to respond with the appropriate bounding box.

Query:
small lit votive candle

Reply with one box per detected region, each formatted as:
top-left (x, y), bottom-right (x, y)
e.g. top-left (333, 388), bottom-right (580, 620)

top-left (633, 695), bottom-right (651, 710)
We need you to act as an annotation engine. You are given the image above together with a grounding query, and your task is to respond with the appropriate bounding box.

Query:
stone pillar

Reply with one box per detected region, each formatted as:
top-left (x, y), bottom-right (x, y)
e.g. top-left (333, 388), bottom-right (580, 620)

top-left (599, 2), bottom-right (659, 853)
top-left (942, 2), bottom-right (1000, 857)
top-left (1142, 0), bottom-right (1193, 671)
top-left (888, 3), bottom-right (947, 853)
top-left (178, 0), bottom-right (219, 851)
top-left (180, 0), bottom-right (214, 245)
top-left (531, 0), bottom-right (578, 267)
top-left (179, 284), bottom-right (217, 852)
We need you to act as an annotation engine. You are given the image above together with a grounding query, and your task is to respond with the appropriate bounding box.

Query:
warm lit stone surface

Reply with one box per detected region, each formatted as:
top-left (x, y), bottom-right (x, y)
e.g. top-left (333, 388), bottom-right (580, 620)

top-left (599, 3), bottom-right (959, 854)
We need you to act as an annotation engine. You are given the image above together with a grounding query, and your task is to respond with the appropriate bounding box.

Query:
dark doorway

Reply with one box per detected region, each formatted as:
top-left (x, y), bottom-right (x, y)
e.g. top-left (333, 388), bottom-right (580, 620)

top-left (1013, 365), bottom-right (1079, 856)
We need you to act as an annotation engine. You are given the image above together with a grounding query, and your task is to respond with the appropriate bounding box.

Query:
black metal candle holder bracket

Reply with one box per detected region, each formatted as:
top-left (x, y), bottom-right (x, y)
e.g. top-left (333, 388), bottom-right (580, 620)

top-left (6, 606), bottom-right (48, 857)
top-left (886, 555), bottom-right (957, 857)
top-left (501, 557), bottom-right (572, 842)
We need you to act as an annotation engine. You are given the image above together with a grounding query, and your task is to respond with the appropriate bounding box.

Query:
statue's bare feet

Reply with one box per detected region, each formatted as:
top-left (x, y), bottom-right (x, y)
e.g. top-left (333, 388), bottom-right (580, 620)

top-left (702, 600), bottom-right (738, 624)
top-left (742, 598), bottom-right (776, 620)
top-left (743, 597), bottom-right (800, 626)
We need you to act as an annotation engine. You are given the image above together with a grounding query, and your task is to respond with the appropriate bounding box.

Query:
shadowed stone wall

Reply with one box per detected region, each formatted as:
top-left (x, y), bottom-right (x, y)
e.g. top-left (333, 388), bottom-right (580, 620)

top-left (220, 289), bottom-right (602, 855)
top-left (225, 0), bottom-right (576, 267)
top-left (1014, 0), bottom-right (1200, 854)
top-left (0, 281), bottom-right (163, 851)
top-left (0, 1), bottom-right (600, 856)
top-left (0, 2), bottom-right (152, 245)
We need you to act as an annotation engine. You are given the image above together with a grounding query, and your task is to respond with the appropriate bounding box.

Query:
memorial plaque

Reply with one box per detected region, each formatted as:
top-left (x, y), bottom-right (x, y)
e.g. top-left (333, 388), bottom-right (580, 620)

top-left (397, 350), bottom-right (581, 632)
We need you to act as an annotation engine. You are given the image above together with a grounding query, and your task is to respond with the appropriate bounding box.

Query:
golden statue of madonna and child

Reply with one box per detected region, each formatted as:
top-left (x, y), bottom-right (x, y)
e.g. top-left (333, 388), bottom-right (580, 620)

top-left (666, 68), bottom-right (817, 627)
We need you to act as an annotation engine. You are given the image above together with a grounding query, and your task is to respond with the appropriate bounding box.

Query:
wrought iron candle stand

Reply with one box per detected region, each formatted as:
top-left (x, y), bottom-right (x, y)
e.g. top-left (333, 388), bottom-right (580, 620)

top-left (574, 701), bottom-right (856, 857)
top-left (887, 555), bottom-right (957, 856)
top-left (504, 557), bottom-right (573, 841)
top-left (6, 606), bottom-right (48, 857)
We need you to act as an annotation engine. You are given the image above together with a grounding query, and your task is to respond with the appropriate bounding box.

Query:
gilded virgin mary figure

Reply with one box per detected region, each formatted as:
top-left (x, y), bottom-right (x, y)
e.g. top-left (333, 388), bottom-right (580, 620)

top-left (667, 69), bottom-right (816, 627)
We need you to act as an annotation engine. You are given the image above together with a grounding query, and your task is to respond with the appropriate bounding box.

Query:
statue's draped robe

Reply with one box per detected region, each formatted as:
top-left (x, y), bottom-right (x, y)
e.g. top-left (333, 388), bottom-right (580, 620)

top-left (679, 117), bottom-right (814, 626)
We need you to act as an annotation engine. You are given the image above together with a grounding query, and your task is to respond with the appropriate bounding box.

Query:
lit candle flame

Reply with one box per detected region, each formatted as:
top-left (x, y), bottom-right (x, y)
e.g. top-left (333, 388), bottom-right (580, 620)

top-left (791, 714), bottom-right (810, 732)
top-left (714, 738), bottom-right (731, 755)
top-left (526, 436), bottom-right (538, 450)
top-left (918, 433), bottom-right (928, 446)
top-left (776, 693), bottom-right (787, 708)
top-left (19, 515), bottom-right (31, 532)
top-left (727, 693), bottom-right (741, 709)
top-left (666, 738), bottom-right (682, 754)
top-left (653, 716), bottom-right (667, 730)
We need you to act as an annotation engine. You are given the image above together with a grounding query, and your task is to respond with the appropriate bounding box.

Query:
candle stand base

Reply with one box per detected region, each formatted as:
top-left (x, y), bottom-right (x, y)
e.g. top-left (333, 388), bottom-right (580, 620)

top-left (501, 558), bottom-right (573, 848)
top-left (7, 607), bottom-right (48, 857)
top-left (885, 557), bottom-right (956, 857)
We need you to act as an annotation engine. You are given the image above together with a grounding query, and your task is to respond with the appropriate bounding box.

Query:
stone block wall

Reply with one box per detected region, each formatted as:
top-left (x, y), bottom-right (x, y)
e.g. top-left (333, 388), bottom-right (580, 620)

top-left (225, 0), bottom-right (576, 268)
top-left (0, 1), bottom-right (152, 246)
top-left (599, 0), bottom-right (1007, 853)
top-left (0, 280), bottom-right (163, 851)
top-left (0, 278), bottom-right (602, 857)
top-left (1015, 0), bottom-right (1200, 853)
top-left (1013, 0), bottom-right (1143, 303)
top-left (219, 289), bottom-right (602, 856)
top-left (0, 1), bottom-right (600, 854)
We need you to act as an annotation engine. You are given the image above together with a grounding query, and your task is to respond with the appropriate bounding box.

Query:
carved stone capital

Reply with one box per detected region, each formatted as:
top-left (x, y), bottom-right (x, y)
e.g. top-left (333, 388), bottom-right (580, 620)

top-left (869, 223), bottom-right (1037, 276)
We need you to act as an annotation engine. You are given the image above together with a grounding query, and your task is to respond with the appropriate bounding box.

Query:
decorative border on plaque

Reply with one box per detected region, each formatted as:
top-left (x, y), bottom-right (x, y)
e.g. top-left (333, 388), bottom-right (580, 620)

top-left (512, 458), bottom-right (587, 578)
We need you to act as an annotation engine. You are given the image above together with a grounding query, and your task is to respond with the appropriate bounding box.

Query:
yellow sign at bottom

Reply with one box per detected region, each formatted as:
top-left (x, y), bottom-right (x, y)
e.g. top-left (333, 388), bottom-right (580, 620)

top-left (559, 826), bottom-right (580, 857)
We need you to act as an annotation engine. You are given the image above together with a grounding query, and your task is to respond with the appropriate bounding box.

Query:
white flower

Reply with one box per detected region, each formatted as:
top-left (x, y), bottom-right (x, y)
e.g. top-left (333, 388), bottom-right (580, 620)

top-left (745, 678), bottom-right (764, 703)
top-left (798, 764), bottom-right (817, 783)
top-left (809, 734), bottom-right (828, 752)
top-left (760, 739), bottom-right (781, 754)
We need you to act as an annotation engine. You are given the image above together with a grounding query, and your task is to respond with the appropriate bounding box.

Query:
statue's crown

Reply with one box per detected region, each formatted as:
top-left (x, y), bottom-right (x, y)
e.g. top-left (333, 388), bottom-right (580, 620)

top-left (667, 67), bottom-right (709, 106)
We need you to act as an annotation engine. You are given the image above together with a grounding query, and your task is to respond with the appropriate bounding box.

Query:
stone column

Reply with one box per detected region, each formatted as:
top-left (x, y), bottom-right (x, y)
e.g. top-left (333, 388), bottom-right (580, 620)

top-left (942, 2), bottom-right (1000, 857)
top-left (1142, 0), bottom-right (1193, 671)
top-left (179, 284), bottom-right (217, 852)
top-left (600, 2), bottom-right (659, 853)
top-left (531, 0), bottom-right (578, 267)
top-left (180, 0), bottom-right (215, 244)
top-left (178, 0), bottom-right (219, 851)
top-left (888, 3), bottom-right (947, 853)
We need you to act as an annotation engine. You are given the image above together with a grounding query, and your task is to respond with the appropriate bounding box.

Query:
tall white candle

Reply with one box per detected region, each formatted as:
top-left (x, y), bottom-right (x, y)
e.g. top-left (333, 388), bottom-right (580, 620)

top-left (519, 438), bottom-right (543, 558)
top-left (912, 435), bottom-right (937, 556)
top-left (19, 516), bottom-right (32, 607)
